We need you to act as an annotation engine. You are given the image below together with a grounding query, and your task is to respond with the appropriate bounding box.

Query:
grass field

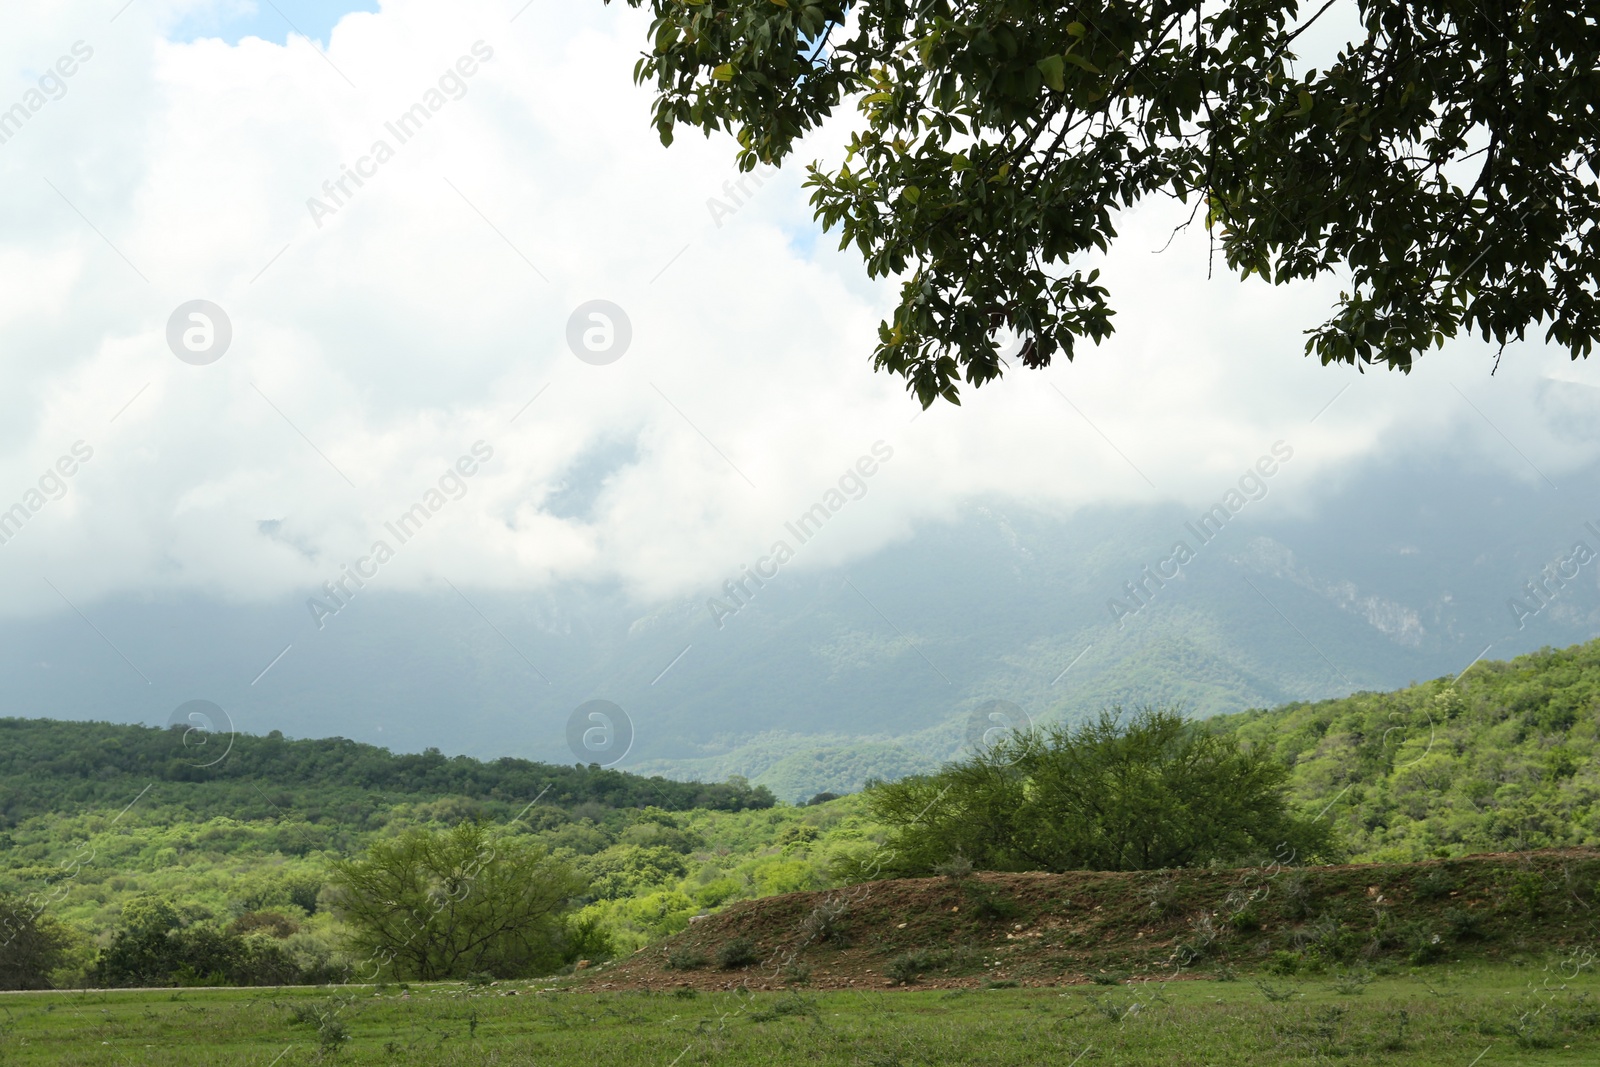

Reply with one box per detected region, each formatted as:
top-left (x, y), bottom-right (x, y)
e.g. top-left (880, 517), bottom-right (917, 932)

top-left (1, 962), bottom-right (1596, 1066)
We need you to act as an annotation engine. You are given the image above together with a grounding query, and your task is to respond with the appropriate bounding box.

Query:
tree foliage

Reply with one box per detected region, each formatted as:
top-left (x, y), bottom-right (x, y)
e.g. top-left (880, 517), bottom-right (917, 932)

top-left (0, 892), bottom-right (71, 990)
top-left (0, 717), bottom-right (775, 832)
top-left (89, 897), bottom-right (308, 988)
top-left (609, 0), bottom-right (1600, 405)
top-left (864, 706), bottom-right (1337, 874)
top-left (1227, 638), bottom-right (1600, 861)
top-left (328, 822), bottom-right (586, 981)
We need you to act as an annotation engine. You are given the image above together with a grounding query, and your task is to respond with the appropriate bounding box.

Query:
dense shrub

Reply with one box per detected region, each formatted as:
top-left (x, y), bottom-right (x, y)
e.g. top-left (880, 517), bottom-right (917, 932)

top-left (884, 949), bottom-right (948, 985)
top-left (90, 898), bottom-right (306, 987)
top-left (330, 822), bottom-right (585, 981)
top-left (0, 893), bottom-right (72, 990)
top-left (666, 947), bottom-right (708, 970)
top-left (717, 937), bottom-right (760, 969)
top-left (866, 707), bottom-right (1337, 875)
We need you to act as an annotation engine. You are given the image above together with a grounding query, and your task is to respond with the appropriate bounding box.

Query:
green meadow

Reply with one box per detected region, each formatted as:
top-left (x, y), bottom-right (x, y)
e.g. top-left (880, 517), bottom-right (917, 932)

top-left (1, 962), bottom-right (1596, 1066)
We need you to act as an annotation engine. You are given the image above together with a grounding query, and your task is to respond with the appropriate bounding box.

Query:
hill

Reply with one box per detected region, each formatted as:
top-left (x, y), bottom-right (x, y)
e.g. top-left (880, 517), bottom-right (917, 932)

top-left (1222, 639), bottom-right (1600, 862)
top-left (594, 848), bottom-right (1600, 991)
top-left (0, 717), bottom-right (775, 832)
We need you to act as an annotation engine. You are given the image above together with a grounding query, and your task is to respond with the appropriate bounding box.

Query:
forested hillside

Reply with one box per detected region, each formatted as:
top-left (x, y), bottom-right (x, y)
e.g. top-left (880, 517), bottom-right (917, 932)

top-left (0, 718), bottom-right (775, 830)
top-left (0, 721), bottom-right (861, 986)
top-left (1227, 640), bottom-right (1600, 862)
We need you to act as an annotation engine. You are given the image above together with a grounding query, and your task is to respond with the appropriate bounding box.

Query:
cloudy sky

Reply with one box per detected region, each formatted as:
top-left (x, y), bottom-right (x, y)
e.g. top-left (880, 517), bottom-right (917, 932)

top-left (2, 0), bottom-right (1597, 631)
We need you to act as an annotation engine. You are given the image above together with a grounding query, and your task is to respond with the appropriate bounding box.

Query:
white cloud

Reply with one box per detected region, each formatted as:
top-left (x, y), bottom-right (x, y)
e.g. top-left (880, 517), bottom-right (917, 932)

top-left (0, 0), bottom-right (1594, 621)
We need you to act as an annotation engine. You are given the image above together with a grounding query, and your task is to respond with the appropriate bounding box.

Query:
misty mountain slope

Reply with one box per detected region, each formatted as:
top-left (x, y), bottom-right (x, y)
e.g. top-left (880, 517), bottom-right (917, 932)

top-left (1, 448), bottom-right (1594, 801)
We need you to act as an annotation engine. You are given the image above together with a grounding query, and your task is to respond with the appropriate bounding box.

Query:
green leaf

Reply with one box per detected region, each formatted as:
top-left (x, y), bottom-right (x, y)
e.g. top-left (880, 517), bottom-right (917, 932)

top-left (712, 63), bottom-right (735, 82)
top-left (1062, 51), bottom-right (1102, 76)
top-left (902, 185), bottom-right (921, 204)
top-left (1036, 55), bottom-right (1065, 93)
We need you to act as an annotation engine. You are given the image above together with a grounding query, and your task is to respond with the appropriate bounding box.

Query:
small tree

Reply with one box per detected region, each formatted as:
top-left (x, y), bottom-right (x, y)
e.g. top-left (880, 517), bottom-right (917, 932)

top-left (866, 706), bottom-right (1336, 875)
top-left (0, 894), bottom-right (71, 990)
top-left (90, 898), bottom-right (188, 987)
top-left (328, 822), bottom-right (585, 981)
top-left (91, 897), bottom-right (286, 987)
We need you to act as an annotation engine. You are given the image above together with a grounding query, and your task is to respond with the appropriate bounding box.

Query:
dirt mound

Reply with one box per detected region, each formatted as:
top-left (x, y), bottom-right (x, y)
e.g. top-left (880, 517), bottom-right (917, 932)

top-left (585, 848), bottom-right (1600, 991)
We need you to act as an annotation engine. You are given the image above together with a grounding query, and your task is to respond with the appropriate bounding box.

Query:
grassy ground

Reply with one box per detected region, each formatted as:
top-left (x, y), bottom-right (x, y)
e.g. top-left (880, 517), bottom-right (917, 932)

top-left (0, 961), bottom-right (1596, 1065)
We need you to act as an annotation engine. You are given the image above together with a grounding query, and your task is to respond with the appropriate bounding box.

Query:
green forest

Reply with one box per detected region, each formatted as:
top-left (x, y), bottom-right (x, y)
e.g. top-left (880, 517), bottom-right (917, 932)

top-left (2, 638), bottom-right (1597, 991)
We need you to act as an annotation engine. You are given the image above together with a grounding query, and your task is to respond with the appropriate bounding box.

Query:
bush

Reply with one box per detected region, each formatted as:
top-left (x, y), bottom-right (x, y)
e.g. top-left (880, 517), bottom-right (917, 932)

top-left (1406, 926), bottom-right (1446, 965)
top-left (561, 913), bottom-right (616, 964)
top-left (1413, 870), bottom-right (1456, 900)
top-left (1143, 876), bottom-right (1182, 917)
top-left (780, 959), bottom-right (812, 985)
top-left (1303, 917), bottom-right (1364, 964)
top-left (329, 822), bottom-right (585, 980)
top-left (753, 860), bottom-right (820, 897)
top-left (694, 878), bottom-right (745, 908)
top-left (717, 937), bottom-right (760, 969)
top-left (865, 706), bottom-right (1339, 875)
top-left (666, 947), bottom-right (708, 970)
top-left (1267, 950), bottom-right (1302, 976)
top-left (1330, 969), bottom-right (1373, 995)
top-left (1280, 871), bottom-right (1316, 920)
top-left (288, 997), bottom-right (352, 1053)
top-left (884, 949), bottom-right (946, 985)
top-left (1508, 871), bottom-right (1547, 916)
top-left (1444, 907), bottom-right (1484, 941)
top-left (1254, 979), bottom-right (1295, 1003)
top-left (933, 852), bottom-right (974, 880)
top-left (227, 911), bottom-right (299, 939)
top-left (962, 880), bottom-right (1021, 922)
top-left (0, 894), bottom-right (72, 990)
top-left (92, 899), bottom-right (286, 988)
top-left (800, 899), bottom-right (849, 946)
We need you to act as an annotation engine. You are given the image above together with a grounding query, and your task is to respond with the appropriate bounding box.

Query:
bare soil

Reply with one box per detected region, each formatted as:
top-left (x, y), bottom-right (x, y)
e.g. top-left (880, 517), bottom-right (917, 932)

top-left (582, 847), bottom-right (1600, 992)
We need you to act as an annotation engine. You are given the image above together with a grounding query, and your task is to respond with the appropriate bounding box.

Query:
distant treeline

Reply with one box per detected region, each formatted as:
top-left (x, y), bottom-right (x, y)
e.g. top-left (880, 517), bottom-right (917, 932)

top-left (0, 718), bottom-right (775, 829)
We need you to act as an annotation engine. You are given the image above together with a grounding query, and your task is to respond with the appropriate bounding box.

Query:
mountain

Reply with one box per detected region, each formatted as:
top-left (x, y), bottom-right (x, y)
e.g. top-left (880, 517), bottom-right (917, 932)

top-left (1, 447), bottom-right (1596, 800)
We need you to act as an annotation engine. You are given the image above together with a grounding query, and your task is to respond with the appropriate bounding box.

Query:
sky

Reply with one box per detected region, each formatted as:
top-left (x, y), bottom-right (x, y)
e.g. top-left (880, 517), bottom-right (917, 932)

top-left (2, 0), bottom-right (1599, 632)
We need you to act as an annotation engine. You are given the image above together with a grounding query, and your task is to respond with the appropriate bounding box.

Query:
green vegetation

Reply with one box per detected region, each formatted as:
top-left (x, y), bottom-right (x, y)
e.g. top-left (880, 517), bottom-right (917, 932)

top-left (87, 896), bottom-right (318, 989)
top-left (0, 749), bottom-right (876, 989)
top-left (1226, 639), bottom-right (1600, 861)
top-left (0, 717), bottom-right (775, 831)
top-left (328, 822), bottom-right (586, 981)
top-left (0, 964), bottom-right (1596, 1064)
top-left (5, 637), bottom-right (1600, 1000)
top-left (608, 0), bottom-right (1600, 404)
top-left (862, 707), bottom-right (1335, 876)
top-left (0, 893), bottom-right (72, 990)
